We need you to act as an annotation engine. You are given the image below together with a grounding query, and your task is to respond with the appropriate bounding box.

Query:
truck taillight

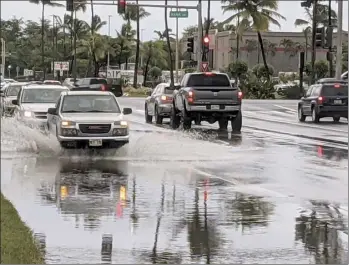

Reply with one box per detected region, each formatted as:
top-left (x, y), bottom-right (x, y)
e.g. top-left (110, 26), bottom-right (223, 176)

top-left (318, 96), bottom-right (324, 104)
top-left (188, 91), bottom-right (194, 103)
top-left (101, 84), bottom-right (106, 91)
top-left (238, 91), bottom-right (243, 101)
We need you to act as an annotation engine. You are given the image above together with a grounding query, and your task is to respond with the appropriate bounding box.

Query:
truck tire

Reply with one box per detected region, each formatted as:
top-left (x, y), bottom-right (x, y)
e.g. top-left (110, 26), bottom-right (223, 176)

top-left (145, 104), bottom-right (152, 123)
top-left (218, 119), bottom-right (228, 130)
top-left (231, 111), bottom-right (242, 133)
top-left (170, 106), bottom-right (180, 129)
top-left (182, 110), bottom-right (191, 130)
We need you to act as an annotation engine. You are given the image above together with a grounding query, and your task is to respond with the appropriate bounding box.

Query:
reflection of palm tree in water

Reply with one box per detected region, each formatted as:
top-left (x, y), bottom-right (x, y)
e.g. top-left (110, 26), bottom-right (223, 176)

top-left (295, 201), bottom-right (348, 264)
top-left (226, 193), bottom-right (274, 232)
top-left (130, 176), bottom-right (138, 229)
top-left (151, 183), bottom-right (165, 263)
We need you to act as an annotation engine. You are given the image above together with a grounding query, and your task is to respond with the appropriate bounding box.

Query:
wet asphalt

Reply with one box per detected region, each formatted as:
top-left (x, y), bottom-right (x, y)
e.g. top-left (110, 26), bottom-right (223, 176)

top-left (1, 99), bottom-right (348, 264)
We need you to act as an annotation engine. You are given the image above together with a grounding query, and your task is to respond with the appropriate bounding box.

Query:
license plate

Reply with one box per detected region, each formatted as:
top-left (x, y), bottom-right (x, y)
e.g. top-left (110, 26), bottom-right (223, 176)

top-left (211, 105), bottom-right (220, 110)
top-left (89, 139), bottom-right (102, 146)
top-left (334, 100), bottom-right (342, 104)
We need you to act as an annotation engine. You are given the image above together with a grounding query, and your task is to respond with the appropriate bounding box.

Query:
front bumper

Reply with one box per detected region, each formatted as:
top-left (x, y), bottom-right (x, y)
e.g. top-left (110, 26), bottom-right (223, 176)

top-left (58, 135), bottom-right (129, 142)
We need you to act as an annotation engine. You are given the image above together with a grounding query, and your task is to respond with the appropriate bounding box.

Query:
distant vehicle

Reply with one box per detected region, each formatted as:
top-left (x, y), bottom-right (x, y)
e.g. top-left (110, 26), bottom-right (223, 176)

top-left (46, 91), bottom-right (132, 149)
top-left (62, 78), bottom-right (79, 88)
top-left (1, 82), bottom-right (28, 116)
top-left (170, 72), bottom-right (242, 132)
top-left (316, 78), bottom-right (348, 84)
top-left (144, 83), bottom-right (180, 124)
top-left (298, 82), bottom-right (348, 123)
top-left (43, 80), bottom-right (61, 85)
top-left (71, 77), bottom-right (123, 97)
top-left (4, 78), bottom-right (16, 84)
top-left (12, 85), bottom-right (69, 131)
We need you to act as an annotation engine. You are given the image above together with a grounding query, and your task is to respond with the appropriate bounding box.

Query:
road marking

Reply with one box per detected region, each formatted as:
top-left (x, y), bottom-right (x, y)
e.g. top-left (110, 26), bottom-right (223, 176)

top-left (190, 167), bottom-right (292, 199)
top-left (274, 104), bottom-right (297, 113)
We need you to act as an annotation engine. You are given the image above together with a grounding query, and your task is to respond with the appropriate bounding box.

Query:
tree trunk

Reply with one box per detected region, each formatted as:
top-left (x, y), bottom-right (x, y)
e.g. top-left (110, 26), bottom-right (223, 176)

top-left (165, 0), bottom-right (174, 87)
top-left (125, 57), bottom-right (128, 69)
top-left (143, 56), bottom-right (151, 86)
top-left (133, 0), bottom-right (140, 88)
top-left (257, 31), bottom-right (270, 79)
top-left (63, 26), bottom-right (66, 59)
top-left (118, 43), bottom-right (124, 68)
top-left (41, 3), bottom-right (45, 79)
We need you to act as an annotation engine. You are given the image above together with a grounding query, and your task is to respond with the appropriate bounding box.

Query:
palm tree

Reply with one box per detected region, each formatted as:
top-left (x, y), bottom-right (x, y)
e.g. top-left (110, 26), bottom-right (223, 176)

top-left (221, 0), bottom-right (285, 79)
top-left (29, 0), bottom-right (64, 78)
top-left (294, 3), bottom-right (337, 29)
top-left (153, 29), bottom-right (175, 41)
top-left (116, 23), bottom-right (135, 69)
top-left (164, 0), bottom-right (174, 87)
top-left (141, 41), bottom-right (166, 85)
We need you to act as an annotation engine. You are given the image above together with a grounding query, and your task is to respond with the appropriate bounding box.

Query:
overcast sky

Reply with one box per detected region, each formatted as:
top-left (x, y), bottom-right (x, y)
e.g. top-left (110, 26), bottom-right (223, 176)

top-left (1, 0), bottom-right (349, 41)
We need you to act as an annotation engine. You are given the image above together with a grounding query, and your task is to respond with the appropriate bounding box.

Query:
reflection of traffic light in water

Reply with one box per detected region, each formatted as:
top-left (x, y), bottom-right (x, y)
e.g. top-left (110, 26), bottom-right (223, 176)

top-left (204, 179), bottom-right (209, 202)
top-left (116, 185), bottom-right (126, 218)
top-left (317, 145), bottom-right (323, 157)
top-left (60, 186), bottom-right (68, 200)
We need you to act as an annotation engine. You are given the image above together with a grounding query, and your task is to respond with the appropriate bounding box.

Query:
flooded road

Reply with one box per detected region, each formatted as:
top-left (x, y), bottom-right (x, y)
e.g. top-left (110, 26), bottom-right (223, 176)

top-left (1, 99), bottom-right (348, 264)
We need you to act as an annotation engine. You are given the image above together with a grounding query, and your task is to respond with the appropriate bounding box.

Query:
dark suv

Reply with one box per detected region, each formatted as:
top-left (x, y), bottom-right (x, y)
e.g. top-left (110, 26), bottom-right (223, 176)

top-left (298, 82), bottom-right (348, 123)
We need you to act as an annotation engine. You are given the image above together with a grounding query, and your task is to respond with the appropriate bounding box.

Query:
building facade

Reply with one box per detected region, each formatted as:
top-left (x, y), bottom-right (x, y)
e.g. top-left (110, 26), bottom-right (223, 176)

top-left (180, 29), bottom-right (348, 74)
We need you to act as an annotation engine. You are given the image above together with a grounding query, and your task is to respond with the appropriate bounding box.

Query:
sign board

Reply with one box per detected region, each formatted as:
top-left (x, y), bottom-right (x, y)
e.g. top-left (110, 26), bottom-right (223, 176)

top-left (169, 10), bottom-right (188, 18)
top-left (107, 69), bottom-right (121, 79)
top-left (53, 61), bottom-right (69, 71)
top-left (16, 66), bottom-right (20, 73)
top-left (24, 69), bottom-right (33, 76)
top-left (201, 62), bottom-right (209, 72)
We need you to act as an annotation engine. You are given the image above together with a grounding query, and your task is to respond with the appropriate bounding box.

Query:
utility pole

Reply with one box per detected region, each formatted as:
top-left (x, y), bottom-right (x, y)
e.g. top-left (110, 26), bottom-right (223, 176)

top-left (328, 0), bottom-right (333, 77)
top-left (107, 15), bottom-right (112, 71)
top-left (73, 10), bottom-right (77, 82)
top-left (175, 0), bottom-right (179, 83)
top-left (51, 15), bottom-right (56, 78)
top-left (335, 0), bottom-right (343, 79)
top-left (310, 0), bottom-right (318, 84)
top-left (196, 0), bottom-right (203, 72)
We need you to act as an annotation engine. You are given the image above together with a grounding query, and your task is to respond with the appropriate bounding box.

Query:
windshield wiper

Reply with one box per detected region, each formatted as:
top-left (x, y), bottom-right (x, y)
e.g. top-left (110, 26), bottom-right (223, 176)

top-left (62, 110), bottom-right (81, 113)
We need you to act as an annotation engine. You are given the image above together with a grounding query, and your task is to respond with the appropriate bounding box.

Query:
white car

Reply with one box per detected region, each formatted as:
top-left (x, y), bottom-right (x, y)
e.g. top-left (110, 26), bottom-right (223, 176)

top-left (47, 90), bottom-right (132, 149)
top-left (2, 82), bottom-right (28, 116)
top-left (12, 84), bottom-right (69, 130)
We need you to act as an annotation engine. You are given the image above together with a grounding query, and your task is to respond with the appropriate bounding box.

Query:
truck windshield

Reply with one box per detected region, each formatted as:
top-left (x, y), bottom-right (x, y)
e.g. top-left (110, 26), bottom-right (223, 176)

top-left (322, 84), bottom-right (348, 96)
top-left (22, 88), bottom-right (67, 103)
top-left (187, 74), bottom-right (231, 87)
top-left (61, 95), bottom-right (121, 113)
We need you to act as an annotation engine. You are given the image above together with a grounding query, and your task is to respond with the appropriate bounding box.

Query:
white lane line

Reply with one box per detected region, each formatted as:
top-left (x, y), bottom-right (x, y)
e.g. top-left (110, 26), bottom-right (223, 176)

top-left (190, 167), bottom-right (292, 199)
top-left (274, 104), bottom-right (297, 113)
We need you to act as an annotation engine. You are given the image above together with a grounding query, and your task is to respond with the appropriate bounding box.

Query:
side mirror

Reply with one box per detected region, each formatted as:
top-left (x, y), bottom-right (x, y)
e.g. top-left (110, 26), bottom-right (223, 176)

top-left (146, 91), bottom-right (152, 96)
top-left (12, 99), bottom-right (18, 105)
top-left (123, 107), bottom-right (132, 115)
top-left (47, 108), bottom-right (57, 115)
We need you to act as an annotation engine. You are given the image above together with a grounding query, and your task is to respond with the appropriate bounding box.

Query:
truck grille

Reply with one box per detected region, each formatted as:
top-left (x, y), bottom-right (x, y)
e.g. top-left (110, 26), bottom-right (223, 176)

top-left (34, 112), bottom-right (47, 119)
top-left (79, 124), bottom-right (111, 134)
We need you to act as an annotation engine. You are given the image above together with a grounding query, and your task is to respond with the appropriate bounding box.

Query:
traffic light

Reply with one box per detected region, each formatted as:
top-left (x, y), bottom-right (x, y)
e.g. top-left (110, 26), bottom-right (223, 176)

top-left (300, 0), bottom-right (312, 8)
top-left (203, 35), bottom-right (210, 54)
top-left (187, 37), bottom-right (194, 53)
top-left (315, 27), bottom-right (325, 48)
top-left (117, 0), bottom-right (126, 14)
top-left (66, 0), bottom-right (73, 12)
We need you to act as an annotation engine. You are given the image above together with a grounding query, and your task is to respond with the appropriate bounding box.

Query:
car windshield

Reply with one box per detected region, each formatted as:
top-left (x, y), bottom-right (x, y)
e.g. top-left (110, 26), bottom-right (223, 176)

top-left (187, 74), bottom-right (231, 87)
top-left (6, 85), bottom-right (22, 96)
top-left (61, 95), bottom-right (120, 113)
top-left (322, 84), bottom-right (348, 96)
top-left (22, 88), bottom-right (67, 103)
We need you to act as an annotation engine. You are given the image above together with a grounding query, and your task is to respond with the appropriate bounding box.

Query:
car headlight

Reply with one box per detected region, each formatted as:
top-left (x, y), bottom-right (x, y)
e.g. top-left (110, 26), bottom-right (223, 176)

top-left (114, 120), bottom-right (128, 127)
top-left (23, 111), bottom-right (33, 117)
top-left (61, 120), bottom-right (76, 127)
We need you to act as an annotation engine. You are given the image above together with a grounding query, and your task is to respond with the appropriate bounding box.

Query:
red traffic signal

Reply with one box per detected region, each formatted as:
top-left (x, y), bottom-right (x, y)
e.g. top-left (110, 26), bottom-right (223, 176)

top-left (118, 0), bottom-right (126, 14)
top-left (203, 36), bottom-right (209, 44)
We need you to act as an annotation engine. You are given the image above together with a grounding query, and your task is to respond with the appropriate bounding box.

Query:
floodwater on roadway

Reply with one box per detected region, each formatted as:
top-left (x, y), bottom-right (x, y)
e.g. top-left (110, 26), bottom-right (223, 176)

top-left (1, 117), bottom-right (348, 264)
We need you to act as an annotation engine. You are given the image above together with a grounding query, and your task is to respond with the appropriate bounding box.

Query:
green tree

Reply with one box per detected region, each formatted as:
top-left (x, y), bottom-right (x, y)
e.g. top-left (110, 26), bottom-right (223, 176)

top-left (221, 0), bottom-right (285, 79)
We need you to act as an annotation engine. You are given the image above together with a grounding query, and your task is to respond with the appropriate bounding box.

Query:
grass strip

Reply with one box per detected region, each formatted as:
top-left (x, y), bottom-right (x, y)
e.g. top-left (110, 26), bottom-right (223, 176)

top-left (1, 193), bottom-right (45, 264)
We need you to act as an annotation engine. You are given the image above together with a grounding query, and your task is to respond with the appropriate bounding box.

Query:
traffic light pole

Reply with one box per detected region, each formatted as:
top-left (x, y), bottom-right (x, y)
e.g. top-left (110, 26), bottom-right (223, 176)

top-left (310, 0), bottom-right (318, 84)
top-left (196, 0), bottom-right (203, 72)
top-left (335, 0), bottom-right (343, 79)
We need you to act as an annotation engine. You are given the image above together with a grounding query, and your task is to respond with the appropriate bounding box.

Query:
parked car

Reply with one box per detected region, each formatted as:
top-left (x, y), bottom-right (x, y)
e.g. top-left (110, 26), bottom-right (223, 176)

top-left (71, 77), bottom-right (123, 97)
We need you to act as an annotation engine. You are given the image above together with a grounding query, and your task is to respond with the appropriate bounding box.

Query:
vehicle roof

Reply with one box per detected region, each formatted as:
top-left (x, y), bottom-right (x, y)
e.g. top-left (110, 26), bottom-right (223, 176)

top-left (62, 90), bottom-right (113, 96)
top-left (44, 80), bottom-right (60, 82)
top-left (188, 72), bottom-right (227, 76)
top-left (158, 83), bottom-right (180, 86)
top-left (23, 85), bottom-right (68, 89)
top-left (81, 77), bottom-right (105, 80)
top-left (316, 78), bottom-right (348, 84)
top-left (8, 82), bottom-right (28, 86)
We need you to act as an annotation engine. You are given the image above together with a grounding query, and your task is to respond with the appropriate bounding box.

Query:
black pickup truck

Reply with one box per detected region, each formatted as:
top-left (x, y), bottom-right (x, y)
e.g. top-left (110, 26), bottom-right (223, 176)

top-left (170, 72), bottom-right (242, 132)
top-left (70, 77), bottom-right (123, 97)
